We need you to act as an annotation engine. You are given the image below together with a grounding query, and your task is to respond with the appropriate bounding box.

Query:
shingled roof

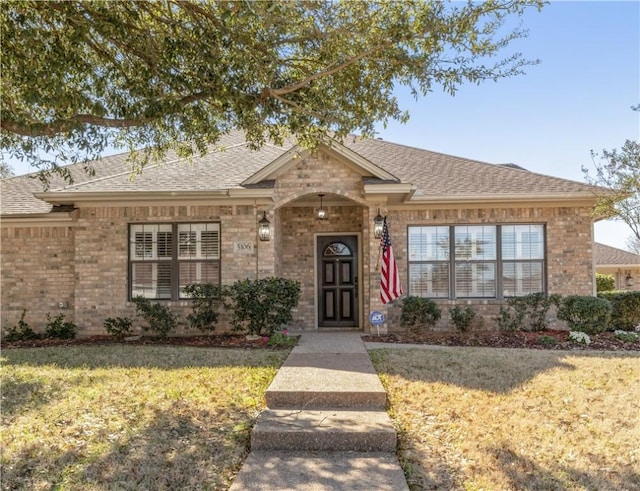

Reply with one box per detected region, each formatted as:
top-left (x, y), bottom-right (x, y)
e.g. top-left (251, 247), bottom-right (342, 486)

top-left (1, 130), bottom-right (603, 216)
top-left (595, 242), bottom-right (640, 266)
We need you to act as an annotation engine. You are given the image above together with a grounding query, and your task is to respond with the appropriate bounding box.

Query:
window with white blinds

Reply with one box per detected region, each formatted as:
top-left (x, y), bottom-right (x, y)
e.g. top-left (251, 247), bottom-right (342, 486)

top-left (408, 224), bottom-right (545, 299)
top-left (129, 223), bottom-right (220, 300)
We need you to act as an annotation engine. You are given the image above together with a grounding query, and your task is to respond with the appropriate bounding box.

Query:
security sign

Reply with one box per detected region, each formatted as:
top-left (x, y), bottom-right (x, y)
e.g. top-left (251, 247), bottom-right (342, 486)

top-left (369, 310), bottom-right (385, 326)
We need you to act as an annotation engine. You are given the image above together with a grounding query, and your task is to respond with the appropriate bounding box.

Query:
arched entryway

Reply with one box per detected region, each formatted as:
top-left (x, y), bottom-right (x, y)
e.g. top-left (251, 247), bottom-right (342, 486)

top-left (273, 193), bottom-right (369, 330)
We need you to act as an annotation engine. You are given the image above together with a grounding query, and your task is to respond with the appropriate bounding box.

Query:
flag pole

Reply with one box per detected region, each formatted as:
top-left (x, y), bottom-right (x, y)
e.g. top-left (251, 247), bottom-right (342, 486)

top-left (374, 216), bottom-right (385, 271)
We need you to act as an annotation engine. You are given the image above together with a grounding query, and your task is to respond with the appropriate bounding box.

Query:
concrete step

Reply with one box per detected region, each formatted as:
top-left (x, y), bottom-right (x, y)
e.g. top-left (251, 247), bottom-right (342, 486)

top-left (229, 451), bottom-right (409, 491)
top-left (266, 353), bottom-right (387, 410)
top-left (251, 409), bottom-right (397, 452)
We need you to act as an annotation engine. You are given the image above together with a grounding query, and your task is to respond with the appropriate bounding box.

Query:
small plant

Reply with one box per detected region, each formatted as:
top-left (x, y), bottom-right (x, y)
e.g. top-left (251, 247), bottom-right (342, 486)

top-left (537, 335), bottom-right (557, 346)
top-left (400, 296), bottom-right (441, 333)
top-left (183, 282), bottom-right (222, 332)
top-left (3, 309), bottom-right (40, 341)
top-left (132, 296), bottom-right (177, 338)
top-left (557, 295), bottom-right (611, 335)
top-left (449, 306), bottom-right (476, 333)
top-left (568, 331), bottom-right (591, 345)
top-left (44, 313), bottom-right (77, 339)
top-left (614, 330), bottom-right (640, 343)
top-left (103, 317), bottom-right (133, 339)
top-left (267, 329), bottom-right (297, 347)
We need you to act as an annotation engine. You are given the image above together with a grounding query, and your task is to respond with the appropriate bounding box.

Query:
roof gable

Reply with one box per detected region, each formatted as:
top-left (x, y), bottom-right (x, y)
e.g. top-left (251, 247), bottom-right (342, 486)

top-left (241, 138), bottom-right (398, 186)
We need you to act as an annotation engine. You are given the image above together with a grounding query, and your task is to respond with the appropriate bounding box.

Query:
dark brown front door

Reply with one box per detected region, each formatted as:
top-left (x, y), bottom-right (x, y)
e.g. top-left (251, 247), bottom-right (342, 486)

top-left (317, 235), bottom-right (358, 328)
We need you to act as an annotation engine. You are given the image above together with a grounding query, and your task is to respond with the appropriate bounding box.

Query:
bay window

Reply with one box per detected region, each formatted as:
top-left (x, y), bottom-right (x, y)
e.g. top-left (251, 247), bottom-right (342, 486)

top-left (129, 223), bottom-right (220, 300)
top-left (408, 224), bottom-right (545, 299)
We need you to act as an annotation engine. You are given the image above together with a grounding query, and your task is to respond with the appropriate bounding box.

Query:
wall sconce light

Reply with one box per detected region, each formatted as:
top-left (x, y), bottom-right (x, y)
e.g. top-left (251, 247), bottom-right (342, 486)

top-left (373, 209), bottom-right (385, 239)
top-left (258, 211), bottom-right (271, 241)
top-left (625, 270), bottom-right (634, 288)
top-left (317, 194), bottom-right (327, 220)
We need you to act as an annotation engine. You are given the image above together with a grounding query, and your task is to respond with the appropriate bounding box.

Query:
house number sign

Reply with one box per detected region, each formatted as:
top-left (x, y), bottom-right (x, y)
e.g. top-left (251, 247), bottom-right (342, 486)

top-left (233, 241), bottom-right (254, 255)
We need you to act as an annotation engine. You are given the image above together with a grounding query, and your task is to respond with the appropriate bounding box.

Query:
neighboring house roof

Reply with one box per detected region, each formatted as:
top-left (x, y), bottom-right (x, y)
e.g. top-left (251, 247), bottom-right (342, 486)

top-left (1, 129), bottom-right (604, 216)
top-left (595, 242), bottom-right (640, 267)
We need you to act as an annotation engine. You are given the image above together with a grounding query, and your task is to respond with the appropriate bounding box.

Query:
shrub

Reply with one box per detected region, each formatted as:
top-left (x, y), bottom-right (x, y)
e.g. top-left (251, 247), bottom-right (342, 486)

top-left (598, 291), bottom-right (640, 331)
top-left (132, 296), bottom-right (177, 338)
top-left (495, 293), bottom-right (560, 332)
top-left (449, 306), bottom-right (476, 333)
top-left (3, 309), bottom-right (40, 342)
top-left (103, 317), bottom-right (133, 339)
top-left (496, 303), bottom-right (525, 332)
top-left (400, 297), bottom-right (441, 333)
top-left (44, 313), bottom-right (77, 340)
top-left (568, 331), bottom-right (591, 345)
top-left (225, 277), bottom-right (301, 336)
top-left (614, 330), bottom-right (640, 343)
top-left (557, 295), bottom-right (612, 335)
top-left (183, 282), bottom-right (223, 332)
top-left (596, 273), bottom-right (615, 292)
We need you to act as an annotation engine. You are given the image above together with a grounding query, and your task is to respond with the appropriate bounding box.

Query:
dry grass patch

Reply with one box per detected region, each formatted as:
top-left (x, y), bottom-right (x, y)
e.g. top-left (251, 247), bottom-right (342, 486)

top-left (370, 347), bottom-right (640, 491)
top-left (1, 345), bottom-right (288, 490)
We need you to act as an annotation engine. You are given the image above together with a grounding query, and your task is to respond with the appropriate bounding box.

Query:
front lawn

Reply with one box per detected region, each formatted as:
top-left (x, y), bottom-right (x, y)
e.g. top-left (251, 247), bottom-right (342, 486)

top-left (371, 347), bottom-right (640, 491)
top-left (1, 345), bottom-right (288, 490)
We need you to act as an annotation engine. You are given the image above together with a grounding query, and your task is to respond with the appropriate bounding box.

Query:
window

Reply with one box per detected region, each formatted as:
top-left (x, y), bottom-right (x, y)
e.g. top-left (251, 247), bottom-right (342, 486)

top-left (408, 224), bottom-right (545, 299)
top-left (129, 223), bottom-right (220, 300)
top-left (501, 225), bottom-right (544, 297)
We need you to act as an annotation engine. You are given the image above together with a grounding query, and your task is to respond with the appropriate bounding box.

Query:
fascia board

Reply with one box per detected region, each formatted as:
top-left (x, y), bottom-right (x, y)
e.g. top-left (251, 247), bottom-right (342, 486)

top-left (597, 263), bottom-right (640, 268)
top-left (1, 212), bottom-right (77, 227)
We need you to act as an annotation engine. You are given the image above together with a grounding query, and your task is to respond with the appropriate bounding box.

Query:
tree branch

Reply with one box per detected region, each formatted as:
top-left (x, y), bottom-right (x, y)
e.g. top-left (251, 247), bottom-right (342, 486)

top-left (268, 44), bottom-right (390, 97)
top-left (1, 90), bottom-right (213, 137)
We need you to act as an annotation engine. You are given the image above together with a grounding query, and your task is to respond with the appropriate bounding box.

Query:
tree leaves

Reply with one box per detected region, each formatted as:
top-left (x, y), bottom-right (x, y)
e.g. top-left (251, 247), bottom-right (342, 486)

top-left (1, 0), bottom-right (544, 178)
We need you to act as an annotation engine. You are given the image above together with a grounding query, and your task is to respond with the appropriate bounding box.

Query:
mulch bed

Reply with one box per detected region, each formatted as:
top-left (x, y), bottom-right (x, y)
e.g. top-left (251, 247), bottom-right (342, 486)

top-left (4, 331), bottom-right (639, 351)
top-left (2, 334), bottom-right (289, 350)
top-left (362, 329), bottom-right (640, 351)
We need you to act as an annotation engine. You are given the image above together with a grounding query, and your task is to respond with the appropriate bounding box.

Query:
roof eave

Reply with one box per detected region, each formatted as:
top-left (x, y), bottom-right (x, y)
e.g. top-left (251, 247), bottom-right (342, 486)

top-left (406, 193), bottom-right (599, 206)
top-left (1, 211), bottom-right (77, 227)
top-left (33, 189), bottom-right (273, 206)
top-left (597, 263), bottom-right (640, 268)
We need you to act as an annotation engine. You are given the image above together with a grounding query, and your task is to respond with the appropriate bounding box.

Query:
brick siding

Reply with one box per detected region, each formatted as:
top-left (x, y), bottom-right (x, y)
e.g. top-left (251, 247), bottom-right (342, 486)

top-left (1, 150), bottom-right (596, 336)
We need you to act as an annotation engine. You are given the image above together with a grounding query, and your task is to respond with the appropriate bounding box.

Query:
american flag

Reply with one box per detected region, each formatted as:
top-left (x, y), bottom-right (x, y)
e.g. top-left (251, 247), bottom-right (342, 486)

top-left (380, 217), bottom-right (403, 304)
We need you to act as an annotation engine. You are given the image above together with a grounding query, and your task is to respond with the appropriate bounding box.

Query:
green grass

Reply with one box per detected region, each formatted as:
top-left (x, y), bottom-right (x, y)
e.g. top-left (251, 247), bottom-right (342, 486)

top-left (371, 347), bottom-right (640, 491)
top-left (1, 345), bottom-right (288, 490)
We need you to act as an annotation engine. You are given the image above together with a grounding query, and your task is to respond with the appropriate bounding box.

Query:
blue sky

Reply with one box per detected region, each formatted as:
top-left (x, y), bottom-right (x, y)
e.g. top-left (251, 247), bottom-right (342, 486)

top-left (7, 1), bottom-right (639, 249)
top-left (375, 1), bottom-right (639, 251)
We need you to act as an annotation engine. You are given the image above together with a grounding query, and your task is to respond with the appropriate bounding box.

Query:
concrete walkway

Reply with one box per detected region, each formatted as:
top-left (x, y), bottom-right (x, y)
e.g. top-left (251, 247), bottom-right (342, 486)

top-left (229, 332), bottom-right (409, 491)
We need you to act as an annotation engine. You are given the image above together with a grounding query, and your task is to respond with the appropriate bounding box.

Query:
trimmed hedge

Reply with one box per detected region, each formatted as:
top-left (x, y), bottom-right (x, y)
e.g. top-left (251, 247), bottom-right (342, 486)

top-left (557, 295), bottom-right (612, 335)
top-left (598, 291), bottom-right (640, 331)
top-left (225, 277), bottom-right (301, 336)
top-left (595, 273), bottom-right (615, 292)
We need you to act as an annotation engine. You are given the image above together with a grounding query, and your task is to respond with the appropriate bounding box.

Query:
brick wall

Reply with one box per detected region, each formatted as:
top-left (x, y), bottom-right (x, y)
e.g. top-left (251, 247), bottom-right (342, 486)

top-left (380, 206), bottom-right (595, 331)
top-left (1, 225), bottom-right (76, 333)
